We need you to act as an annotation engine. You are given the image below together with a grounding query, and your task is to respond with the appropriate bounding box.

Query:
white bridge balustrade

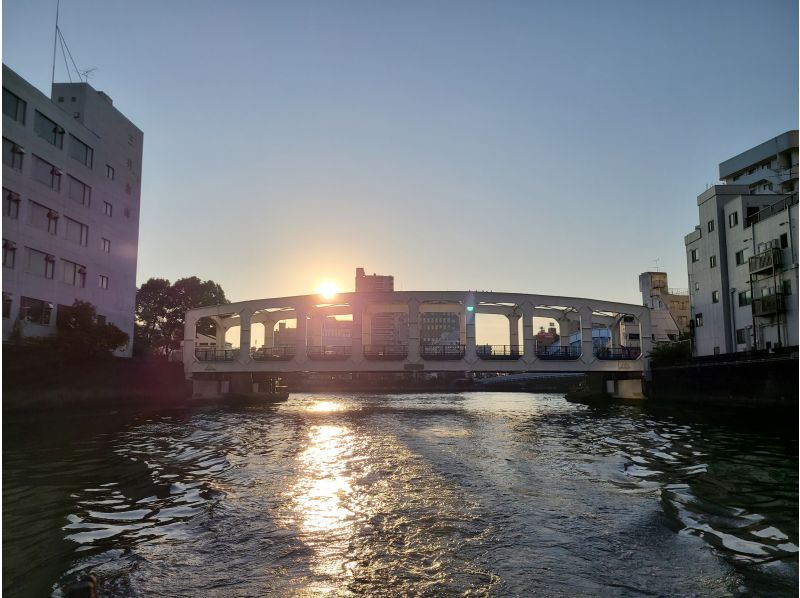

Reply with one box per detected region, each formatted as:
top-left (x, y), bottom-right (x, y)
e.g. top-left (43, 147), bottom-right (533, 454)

top-left (183, 291), bottom-right (652, 378)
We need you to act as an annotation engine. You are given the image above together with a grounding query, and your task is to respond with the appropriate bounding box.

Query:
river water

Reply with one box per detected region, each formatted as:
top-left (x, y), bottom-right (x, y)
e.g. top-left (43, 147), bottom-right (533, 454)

top-left (3, 392), bottom-right (798, 596)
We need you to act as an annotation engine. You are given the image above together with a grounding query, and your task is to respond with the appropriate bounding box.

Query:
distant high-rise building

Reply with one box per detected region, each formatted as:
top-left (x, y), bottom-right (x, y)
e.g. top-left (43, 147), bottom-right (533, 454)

top-left (355, 267), bottom-right (393, 292)
top-left (420, 312), bottom-right (460, 346)
top-left (685, 131), bottom-right (798, 356)
top-left (370, 312), bottom-right (408, 346)
top-left (2, 65), bottom-right (143, 355)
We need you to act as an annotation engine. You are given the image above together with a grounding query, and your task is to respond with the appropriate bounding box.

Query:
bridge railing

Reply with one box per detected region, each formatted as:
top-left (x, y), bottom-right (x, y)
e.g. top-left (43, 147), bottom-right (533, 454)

top-left (196, 348), bottom-right (239, 362)
top-left (363, 344), bottom-right (409, 360)
top-left (594, 347), bottom-right (641, 360)
top-left (420, 344), bottom-right (466, 360)
top-left (477, 345), bottom-right (522, 360)
top-left (252, 345), bottom-right (297, 361)
top-left (535, 346), bottom-right (581, 360)
top-left (307, 345), bottom-right (352, 360)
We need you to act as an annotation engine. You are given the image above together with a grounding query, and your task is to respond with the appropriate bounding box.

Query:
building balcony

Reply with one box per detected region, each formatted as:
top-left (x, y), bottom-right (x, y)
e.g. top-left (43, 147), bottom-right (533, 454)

top-left (252, 345), bottom-right (296, 361)
top-left (195, 349), bottom-right (239, 362)
top-left (594, 347), bottom-right (641, 360)
top-left (752, 293), bottom-right (786, 317)
top-left (535, 346), bottom-right (581, 360)
top-left (307, 345), bottom-right (352, 360)
top-left (363, 344), bottom-right (408, 360)
top-left (749, 248), bottom-right (783, 274)
top-left (476, 345), bottom-right (521, 360)
top-left (420, 344), bottom-right (466, 360)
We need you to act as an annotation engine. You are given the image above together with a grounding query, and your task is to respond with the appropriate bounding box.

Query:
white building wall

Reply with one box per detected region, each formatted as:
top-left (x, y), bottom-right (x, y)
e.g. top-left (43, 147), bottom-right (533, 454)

top-left (2, 65), bottom-right (143, 355)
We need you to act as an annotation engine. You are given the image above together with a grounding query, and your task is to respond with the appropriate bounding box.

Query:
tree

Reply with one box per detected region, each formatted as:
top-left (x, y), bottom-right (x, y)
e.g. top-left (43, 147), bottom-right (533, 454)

top-left (31, 300), bottom-right (129, 359)
top-left (135, 276), bottom-right (230, 355)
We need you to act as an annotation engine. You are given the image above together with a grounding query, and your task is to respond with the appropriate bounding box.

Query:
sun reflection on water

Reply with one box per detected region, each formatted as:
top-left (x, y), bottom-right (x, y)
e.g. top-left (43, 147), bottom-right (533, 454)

top-left (306, 400), bottom-right (346, 413)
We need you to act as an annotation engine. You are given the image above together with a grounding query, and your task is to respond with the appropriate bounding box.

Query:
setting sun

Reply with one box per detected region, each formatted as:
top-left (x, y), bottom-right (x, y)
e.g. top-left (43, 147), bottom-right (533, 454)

top-left (316, 281), bottom-right (340, 300)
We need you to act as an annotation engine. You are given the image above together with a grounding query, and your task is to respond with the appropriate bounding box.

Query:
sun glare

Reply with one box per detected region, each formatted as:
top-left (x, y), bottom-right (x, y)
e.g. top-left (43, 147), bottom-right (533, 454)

top-left (317, 281), bottom-right (340, 299)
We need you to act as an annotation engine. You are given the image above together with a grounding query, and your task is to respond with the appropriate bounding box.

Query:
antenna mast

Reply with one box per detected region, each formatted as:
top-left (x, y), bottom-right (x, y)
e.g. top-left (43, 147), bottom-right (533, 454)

top-left (51, 0), bottom-right (60, 87)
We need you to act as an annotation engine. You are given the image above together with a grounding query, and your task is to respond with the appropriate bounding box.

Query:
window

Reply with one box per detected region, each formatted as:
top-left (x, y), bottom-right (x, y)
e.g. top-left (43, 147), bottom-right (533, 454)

top-left (780, 233), bottom-right (788, 249)
top-left (4, 188), bottom-right (20, 219)
top-left (69, 134), bottom-right (93, 168)
top-left (783, 280), bottom-right (792, 296)
top-left (104, 201), bottom-right (113, 217)
top-left (710, 255), bottom-right (717, 268)
top-left (735, 249), bottom-right (747, 266)
top-left (628, 333), bottom-right (640, 340)
top-left (28, 201), bottom-right (59, 234)
top-left (707, 220), bottom-right (715, 232)
top-left (106, 164), bottom-right (115, 180)
top-left (34, 111), bottom-right (64, 148)
top-left (99, 275), bottom-right (109, 289)
top-left (64, 217), bottom-right (89, 246)
top-left (3, 239), bottom-right (16, 268)
top-left (690, 249), bottom-right (699, 263)
top-left (32, 155), bottom-right (62, 191)
top-left (729, 211), bottom-right (739, 228)
top-left (26, 248), bottom-right (55, 279)
top-left (62, 259), bottom-right (86, 287)
top-left (712, 290), bottom-right (720, 303)
top-left (713, 346), bottom-right (720, 355)
top-left (101, 237), bottom-right (111, 253)
top-left (3, 88), bottom-right (26, 123)
top-left (19, 296), bottom-right (53, 325)
top-left (738, 290), bottom-right (752, 306)
top-left (736, 329), bottom-right (747, 344)
top-left (68, 176), bottom-right (91, 207)
top-left (694, 281), bottom-right (700, 291)
top-left (2, 137), bottom-right (24, 171)
top-left (2, 292), bottom-right (11, 318)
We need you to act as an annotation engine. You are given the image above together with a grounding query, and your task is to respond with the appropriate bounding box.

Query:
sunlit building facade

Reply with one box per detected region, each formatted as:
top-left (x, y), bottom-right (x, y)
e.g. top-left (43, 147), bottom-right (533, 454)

top-left (2, 65), bottom-right (143, 355)
top-left (685, 131), bottom-right (798, 356)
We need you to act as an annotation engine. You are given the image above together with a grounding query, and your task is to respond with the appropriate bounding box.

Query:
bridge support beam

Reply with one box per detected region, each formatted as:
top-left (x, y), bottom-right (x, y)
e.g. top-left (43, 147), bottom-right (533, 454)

top-left (212, 316), bottom-right (227, 349)
top-left (508, 313), bottom-right (520, 351)
top-left (294, 308), bottom-right (308, 364)
top-left (407, 299), bottom-right (420, 362)
top-left (466, 307), bottom-right (477, 360)
top-left (238, 309), bottom-right (254, 364)
top-left (351, 301), bottom-right (364, 363)
top-left (580, 306), bottom-right (595, 364)
top-left (522, 302), bottom-right (535, 363)
top-left (263, 319), bottom-right (274, 348)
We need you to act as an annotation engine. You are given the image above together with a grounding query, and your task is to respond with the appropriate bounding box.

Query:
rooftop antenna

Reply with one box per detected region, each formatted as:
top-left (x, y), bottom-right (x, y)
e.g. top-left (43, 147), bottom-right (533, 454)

top-left (652, 258), bottom-right (661, 272)
top-left (50, 0), bottom-right (92, 85)
top-left (51, 0), bottom-right (60, 87)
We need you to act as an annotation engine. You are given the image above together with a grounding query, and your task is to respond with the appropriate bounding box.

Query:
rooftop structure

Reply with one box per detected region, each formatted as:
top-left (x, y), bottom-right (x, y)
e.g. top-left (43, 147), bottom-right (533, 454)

top-left (355, 267), bottom-right (393, 292)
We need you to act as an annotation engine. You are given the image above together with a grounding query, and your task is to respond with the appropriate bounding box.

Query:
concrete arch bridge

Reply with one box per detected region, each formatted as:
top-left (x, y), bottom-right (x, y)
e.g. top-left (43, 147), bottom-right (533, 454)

top-left (183, 291), bottom-right (651, 398)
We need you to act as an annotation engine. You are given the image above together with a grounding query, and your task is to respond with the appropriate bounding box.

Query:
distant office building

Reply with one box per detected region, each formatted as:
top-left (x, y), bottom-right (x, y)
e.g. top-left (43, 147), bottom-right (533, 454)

top-left (273, 321), bottom-right (295, 346)
top-left (370, 312), bottom-right (408, 346)
top-left (2, 65), bottom-right (143, 355)
top-left (309, 316), bottom-right (352, 347)
top-left (535, 322), bottom-right (559, 346)
top-left (355, 267), bottom-right (394, 292)
top-left (685, 131), bottom-right (798, 355)
top-left (420, 312), bottom-right (460, 346)
top-left (639, 272), bottom-right (690, 338)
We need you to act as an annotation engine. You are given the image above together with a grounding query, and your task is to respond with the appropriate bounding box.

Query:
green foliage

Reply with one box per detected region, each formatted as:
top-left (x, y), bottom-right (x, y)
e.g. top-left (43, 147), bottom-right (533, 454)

top-left (28, 300), bottom-right (128, 360)
top-left (135, 276), bottom-right (229, 354)
top-left (648, 339), bottom-right (692, 368)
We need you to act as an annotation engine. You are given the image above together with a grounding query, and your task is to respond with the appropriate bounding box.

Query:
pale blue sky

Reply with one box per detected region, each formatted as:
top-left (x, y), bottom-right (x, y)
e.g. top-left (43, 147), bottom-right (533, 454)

top-left (4, 0), bottom-right (798, 304)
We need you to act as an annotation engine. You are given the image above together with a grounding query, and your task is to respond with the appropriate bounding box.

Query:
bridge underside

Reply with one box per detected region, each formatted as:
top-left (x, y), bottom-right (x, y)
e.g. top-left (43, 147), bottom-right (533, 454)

top-left (184, 290), bottom-right (651, 385)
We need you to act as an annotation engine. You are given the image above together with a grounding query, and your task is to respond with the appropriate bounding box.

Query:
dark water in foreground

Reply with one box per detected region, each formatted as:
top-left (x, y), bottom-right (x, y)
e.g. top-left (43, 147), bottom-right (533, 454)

top-left (3, 393), bottom-right (798, 596)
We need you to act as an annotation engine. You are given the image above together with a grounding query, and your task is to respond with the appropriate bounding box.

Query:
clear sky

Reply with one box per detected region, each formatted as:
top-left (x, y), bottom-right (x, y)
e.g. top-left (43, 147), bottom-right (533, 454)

top-left (3, 0), bottom-right (798, 306)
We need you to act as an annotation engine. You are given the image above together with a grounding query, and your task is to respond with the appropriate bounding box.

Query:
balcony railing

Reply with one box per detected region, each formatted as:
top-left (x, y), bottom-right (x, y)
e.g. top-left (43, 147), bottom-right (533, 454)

top-left (307, 345), bottom-right (352, 360)
top-left (363, 344), bottom-right (408, 360)
top-left (420, 344), bottom-right (466, 360)
top-left (535, 346), bottom-right (581, 360)
top-left (594, 347), bottom-right (641, 360)
top-left (252, 345), bottom-right (296, 361)
top-left (745, 193), bottom-right (798, 227)
top-left (195, 348), bottom-right (239, 361)
top-left (749, 248), bottom-right (783, 274)
top-left (477, 345), bottom-right (521, 360)
top-left (752, 293), bottom-right (786, 317)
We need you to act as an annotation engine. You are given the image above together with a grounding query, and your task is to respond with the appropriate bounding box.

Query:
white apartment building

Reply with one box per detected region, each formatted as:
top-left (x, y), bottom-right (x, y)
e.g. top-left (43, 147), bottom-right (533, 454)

top-left (685, 131), bottom-right (798, 356)
top-left (3, 65), bottom-right (143, 355)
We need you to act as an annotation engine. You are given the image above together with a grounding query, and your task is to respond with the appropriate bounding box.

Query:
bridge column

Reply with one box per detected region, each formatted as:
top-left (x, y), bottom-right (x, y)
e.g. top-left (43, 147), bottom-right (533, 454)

top-left (508, 313), bottom-right (520, 352)
top-left (407, 299), bottom-right (420, 362)
top-left (580, 306), bottom-right (595, 364)
top-left (465, 306), bottom-right (477, 361)
top-left (639, 310), bottom-right (652, 367)
top-left (522, 302), bottom-right (535, 363)
top-left (294, 307), bottom-right (308, 362)
top-left (558, 317), bottom-right (572, 347)
top-left (237, 308), bottom-right (254, 363)
top-left (183, 312), bottom-right (198, 377)
top-left (351, 300), bottom-right (364, 362)
top-left (212, 316), bottom-right (227, 349)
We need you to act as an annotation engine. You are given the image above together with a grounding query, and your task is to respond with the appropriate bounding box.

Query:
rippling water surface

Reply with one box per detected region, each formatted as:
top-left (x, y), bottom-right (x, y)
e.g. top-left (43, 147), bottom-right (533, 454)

top-left (3, 393), bottom-right (798, 596)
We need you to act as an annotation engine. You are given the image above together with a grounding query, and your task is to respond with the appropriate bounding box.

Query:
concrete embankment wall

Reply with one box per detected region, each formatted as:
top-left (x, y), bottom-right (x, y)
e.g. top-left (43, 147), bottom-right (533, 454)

top-left (649, 358), bottom-right (798, 408)
top-left (2, 347), bottom-right (189, 412)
